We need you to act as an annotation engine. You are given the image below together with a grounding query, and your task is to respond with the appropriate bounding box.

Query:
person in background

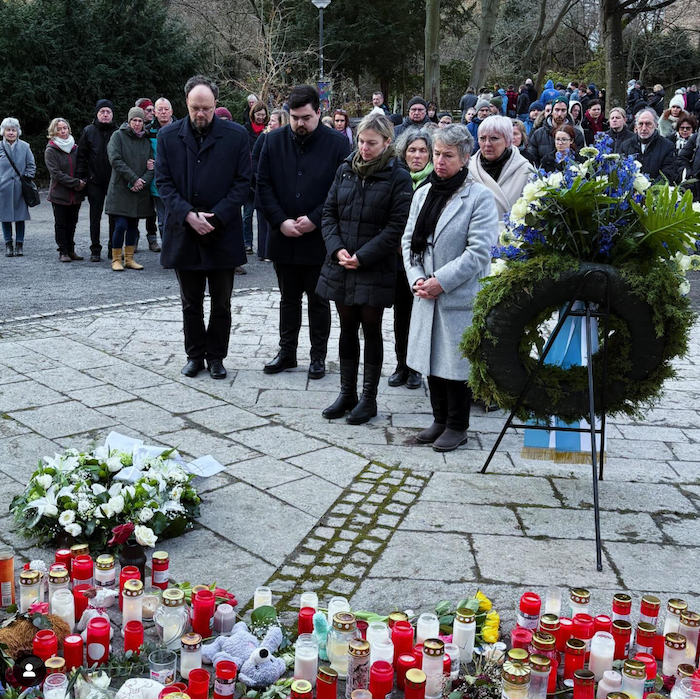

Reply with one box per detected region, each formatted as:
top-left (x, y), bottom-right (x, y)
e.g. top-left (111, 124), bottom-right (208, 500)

top-left (134, 98), bottom-right (158, 251)
top-left (105, 107), bottom-right (154, 271)
top-left (616, 109), bottom-right (676, 182)
top-left (427, 102), bottom-right (439, 124)
top-left (316, 114), bottom-right (412, 423)
top-left (401, 125), bottom-right (499, 452)
top-left (467, 100), bottom-right (492, 149)
top-left (77, 99), bottom-right (117, 261)
top-left (540, 124), bottom-right (585, 172)
top-left (469, 115), bottom-right (533, 229)
top-left (389, 127), bottom-right (434, 391)
top-left (252, 108), bottom-right (289, 262)
top-left (394, 97), bottom-right (432, 138)
top-left (438, 112), bottom-right (453, 128)
top-left (527, 98), bottom-right (584, 166)
top-left (0, 117), bottom-right (36, 257)
top-left (463, 107), bottom-right (476, 125)
top-left (372, 91), bottom-right (390, 115)
top-left (677, 123), bottom-right (700, 200)
top-left (512, 119), bottom-right (535, 164)
top-left (135, 98), bottom-right (155, 125)
top-left (568, 100), bottom-right (585, 141)
top-left (674, 114), bottom-right (697, 154)
top-left (522, 101), bottom-right (543, 135)
top-left (459, 87), bottom-right (477, 119)
top-left (516, 85), bottom-right (531, 120)
top-left (322, 116), bottom-right (334, 127)
top-left (243, 94), bottom-right (258, 124)
top-left (581, 99), bottom-right (608, 145)
top-left (244, 101), bottom-right (269, 255)
top-left (648, 84), bottom-right (665, 117)
top-left (525, 78), bottom-right (538, 105)
top-left (506, 85), bottom-right (518, 117)
top-left (606, 107), bottom-right (635, 149)
top-left (333, 109), bottom-right (353, 145)
top-left (215, 107), bottom-right (232, 121)
top-left (45, 117), bottom-right (85, 263)
top-left (660, 95), bottom-right (688, 138)
top-left (257, 85), bottom-right (351, 379)
top-left (685, 84), bottom-right (699, 117)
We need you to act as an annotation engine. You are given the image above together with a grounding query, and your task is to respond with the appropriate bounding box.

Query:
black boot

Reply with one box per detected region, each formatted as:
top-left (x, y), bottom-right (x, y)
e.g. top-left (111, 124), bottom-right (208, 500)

top-left (14, 242), bottom-right (23, 256)
top-left (388, 364), bottom-right (409, 386)
top-left (5, 242), bottom-right (14, 257)
top-left (347, 364), bottom-right (382, 425)
top-left (322, 361), bottom-right (358, 419)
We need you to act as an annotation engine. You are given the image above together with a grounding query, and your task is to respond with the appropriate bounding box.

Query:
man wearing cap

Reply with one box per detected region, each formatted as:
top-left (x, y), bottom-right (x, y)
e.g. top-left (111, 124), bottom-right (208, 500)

top-left (466, 99), bottom-right (492, 150)
top-left (136, 98), bottom-right (155, 125)
top-left (522, 101), bottom-right (543, 135)
top-left (156, 75), bottom-right (252, 380)
top-left (526, 97), bottom-right (584, 166)
top-left (77, 99), bottom-right (118, 262)
top-left (394, 97), bottom-right (432, 138)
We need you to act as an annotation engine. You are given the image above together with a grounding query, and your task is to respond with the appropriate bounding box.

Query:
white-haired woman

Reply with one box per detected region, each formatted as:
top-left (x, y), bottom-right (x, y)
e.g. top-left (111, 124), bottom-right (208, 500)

top-left (402, 124), bottom-right (499, 452)
top-left (45, 117), bottom-right (86, 262)
top-left (468, 115), bottom-right (533, 229)
top-left (1, 117), bottom-right (36, 257)
top-left (316, 114), bottom-right (413, 424)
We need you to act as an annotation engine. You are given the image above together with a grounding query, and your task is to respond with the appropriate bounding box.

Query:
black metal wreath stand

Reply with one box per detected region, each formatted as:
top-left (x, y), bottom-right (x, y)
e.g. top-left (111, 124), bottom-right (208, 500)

top-left (481, 269), bottom-right (612, 571)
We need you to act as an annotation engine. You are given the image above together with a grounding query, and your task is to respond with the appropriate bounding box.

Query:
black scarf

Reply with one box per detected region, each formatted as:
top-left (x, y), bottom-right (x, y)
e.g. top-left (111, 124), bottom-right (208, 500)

top-left (410, 167), bottom-right (470, 264)
top-left (480, 147), bottom-right (512, 182)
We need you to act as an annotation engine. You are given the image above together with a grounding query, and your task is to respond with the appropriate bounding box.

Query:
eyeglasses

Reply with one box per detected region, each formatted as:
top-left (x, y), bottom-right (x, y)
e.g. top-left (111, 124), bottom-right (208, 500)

top-left (678, 125), bottom-right (693, 131)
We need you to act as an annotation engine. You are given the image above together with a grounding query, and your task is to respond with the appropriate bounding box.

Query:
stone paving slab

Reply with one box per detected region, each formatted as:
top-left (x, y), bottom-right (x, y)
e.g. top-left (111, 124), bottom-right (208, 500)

top-left (1, 290), bottom-right (699, 623)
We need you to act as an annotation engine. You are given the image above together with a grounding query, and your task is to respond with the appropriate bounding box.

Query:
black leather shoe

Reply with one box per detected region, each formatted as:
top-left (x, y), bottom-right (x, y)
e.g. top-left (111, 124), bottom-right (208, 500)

top-left (90, 254), bottom-right (101, 262)
top-left (308, 358), bottom-right (326, 379)
top-left (432, 428), bottom-right (469, 452)
top-left (207, 359), bottom-right (227, 379)
top-left (181, 359), bottom-right (205, 377)
top-left (388, 366), bottom-right (408, 387)
top-left (264, 352), bottom-right (297, 374)
top-left (415, 421), bottom-right (446, 444)
top-left (406, 370), bottom-right (423, 390)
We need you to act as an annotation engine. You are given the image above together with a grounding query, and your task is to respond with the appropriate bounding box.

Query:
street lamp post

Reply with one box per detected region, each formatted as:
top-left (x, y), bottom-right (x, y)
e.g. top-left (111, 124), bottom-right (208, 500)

top-left (311, 0), bottom-right (331, 80)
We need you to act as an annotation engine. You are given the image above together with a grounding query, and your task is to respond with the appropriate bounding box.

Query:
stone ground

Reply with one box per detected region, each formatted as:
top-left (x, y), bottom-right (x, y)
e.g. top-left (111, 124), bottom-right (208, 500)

top-left (1, 283), bottom-right (699, 629)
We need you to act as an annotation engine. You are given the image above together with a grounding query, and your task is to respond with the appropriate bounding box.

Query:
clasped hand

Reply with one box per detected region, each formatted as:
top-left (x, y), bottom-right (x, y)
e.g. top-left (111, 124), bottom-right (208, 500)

top-left (281, 216), bottom-right (316, 238)
top-left (186, 210), bottom-right (215, 235)
top-left (336, 248), bottom-right (360, 269)
top-left (414, 277), bottom-right (443, 299)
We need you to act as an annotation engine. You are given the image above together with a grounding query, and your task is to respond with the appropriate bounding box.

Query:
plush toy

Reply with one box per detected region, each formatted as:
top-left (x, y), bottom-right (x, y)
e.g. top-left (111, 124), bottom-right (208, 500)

top-left (312, 612), bottom-right (329, 661)
top-left (77, 589), bottom-right (118, 646)
top-left (201, 621), bottom-right (286, 689)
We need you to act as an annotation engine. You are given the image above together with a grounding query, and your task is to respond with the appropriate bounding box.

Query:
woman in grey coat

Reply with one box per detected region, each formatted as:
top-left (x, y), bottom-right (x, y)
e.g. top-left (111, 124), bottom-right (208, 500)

top-left (401, 124), bottom-right (499, 452)
top-left (0, 117), bottom-right (36, 257)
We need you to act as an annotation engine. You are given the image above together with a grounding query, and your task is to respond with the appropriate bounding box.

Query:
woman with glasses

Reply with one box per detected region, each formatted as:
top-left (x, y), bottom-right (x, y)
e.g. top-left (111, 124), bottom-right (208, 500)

top-left (333, 109), bottom-right (353, 146)
top-left (674, 115), bottom-right (697, 154)
top-left (540, 124), bottom-right (584, 172)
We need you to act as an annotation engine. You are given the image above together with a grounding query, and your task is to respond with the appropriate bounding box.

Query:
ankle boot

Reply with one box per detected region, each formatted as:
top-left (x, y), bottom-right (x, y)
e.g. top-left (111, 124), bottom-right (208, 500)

top-left (322, 361), bottom-right (359, 419)
top-left (347, 364), bottom-right (382, 425)
top-left (5, 242), bottom-right (14, 257)
top-left (124, 246), bottom-right (143, 270)
top-left (14, 242), bottom-right (23, 256)
top-left (112, 247), bottom-right (124, 271)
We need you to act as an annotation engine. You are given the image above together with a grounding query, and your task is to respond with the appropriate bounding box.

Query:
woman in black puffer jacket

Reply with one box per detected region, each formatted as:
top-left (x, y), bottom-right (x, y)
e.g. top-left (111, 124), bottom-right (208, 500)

top-left (316, 113), bottom-right (413, 425)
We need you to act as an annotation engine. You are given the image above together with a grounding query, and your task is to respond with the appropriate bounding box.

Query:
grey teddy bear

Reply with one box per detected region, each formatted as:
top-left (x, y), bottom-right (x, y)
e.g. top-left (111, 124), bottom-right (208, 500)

top-left (201, 621), bottom-right (286, 689)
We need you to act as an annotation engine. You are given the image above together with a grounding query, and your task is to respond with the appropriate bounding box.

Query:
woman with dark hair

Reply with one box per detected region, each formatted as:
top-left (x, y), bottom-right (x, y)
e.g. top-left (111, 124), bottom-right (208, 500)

top-left (427, 101), bottom-right (439, 124)
top-left (333, 109), bottom-right (353, 146)
top-left (581, 99), bottom-right (607, 145)
top-left (244, 101), bottom-right (269, 254)
top-left (540, 124), bottom-right (585, 172)
top-left (674, 114), bottom-right (697, 154)
top-left (317, 114), bottom-right (413, 423)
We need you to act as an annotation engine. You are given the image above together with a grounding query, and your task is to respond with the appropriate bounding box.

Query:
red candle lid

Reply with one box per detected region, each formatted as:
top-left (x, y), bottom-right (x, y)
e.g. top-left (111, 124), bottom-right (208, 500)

top-left (594, 615), bottom-right (612, 633)
top-left (572, 614), bottom-right (594, 639)
top-left (372, 660), bottom-right (394, 679)
top-left (634, 653), bottom-right (657, 679)
top-left (613, 594), bottom-right (632, 613)
top-left (511, 627), bottom-right (533, 646)
top-left (216, 660), bottom-right (238, 681)
top-left (520, 592), bottom-right (542, 616)
top-left (87, 617), bottom-right (110, 632)
top-left (393, 620), bottom-right (414, 635)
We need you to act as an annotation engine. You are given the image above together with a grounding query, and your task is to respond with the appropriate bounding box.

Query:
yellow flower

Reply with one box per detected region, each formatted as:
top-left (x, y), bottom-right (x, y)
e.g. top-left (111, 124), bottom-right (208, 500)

top-left (482, 611), bottom-right (500, 643)
top-left (475, 590), bottom-right (492, 612)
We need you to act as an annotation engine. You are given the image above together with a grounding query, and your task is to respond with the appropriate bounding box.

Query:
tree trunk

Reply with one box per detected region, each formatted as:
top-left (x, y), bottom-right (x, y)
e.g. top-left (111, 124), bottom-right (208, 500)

top-left (470, 0), bottom-right (501, 91)
top-left (424, 0), bottom-right (440, 105)
top-left (601, 0), bottom-right (626, 109)
top-left (535, 49), bottom-right (549, 92)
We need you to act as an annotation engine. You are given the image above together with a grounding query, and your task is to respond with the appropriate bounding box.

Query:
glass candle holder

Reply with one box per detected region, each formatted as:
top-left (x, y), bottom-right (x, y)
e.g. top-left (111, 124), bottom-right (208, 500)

top-left (397, 654), bottom-right (419, 690)
top-left (370, 637), bottom-right (395, 667)
top-left (73, 583), bottom-right (91, 623)
top-left (64, 634), bottom-right (84, 670)
top-left (187, 668), bottom-right (210, 699)
top-left (544, 587), bottom-right (561, 617)
top-left (19, 570), bottom-right (41, 612)
top-left (48, 568), bottom-right (70, 606)
top-left (369, 660), bottom-right (394, 699)
top-left (298, 607), bottom-right (315, 636)
top-left (596, 670), bottom-right (622, 699)
top-left (94, 554), bottom-right (116, 607)
top-left (142, 587), bottom-right (162, 621)
top-left (119, 565), bottom-right (140, 612)
top-left (613, 620), bottom-right (633, 661)
top-left (613, 594), bottom-right (633, 623)
top-left (0, 548), bottom-right (14, 609)
top-left (180, 633), bottom-right (203, 680)
top-left (595, 616), bottom-right (613, 635)
top-left (367, 621), bottom-right (389, 646)
top-left (444, 642), bottom-right (460, 682)
top-left (416, 614), bottom-right (439, 646)
top-left (662, 634), bottom-right (687, 677)
top-left (150, 648), bottom-right (178, 686)
top-left (569, 588), bottom-right (591, 618)
top-left (679, 612), bottom-right (700, 662)
top-left (253, 586), bottom-right (272, 609)
top-left (327, 596), bottom-right (351, 627)
top-left (33, 629), bottom-right (58, 662)
top-left (453, 608), bottom-right (475, 663)
top-left (564, 639), bottom-right (586, 682)
top-left (122, 579), bottom-right (144, 634)
top-left (405, 669), bottom-right (427, 699)
top-left (43, 672), bottom-right (69, 699)
top-left (50, 589), bottom-right (75, 633)
top-left (621, 659), bottom-right (647, 699)
top-left (634, 653), bottom-right (657, 699)
top-left (639, 596), bottom-right (661, 627)
top-left (300, 591), bottom-right (318, 611)
top-left (663, 600), bottom-right (688, 636)
top-left (528, 655), bottom-right (551, 699)
top-left (518, 592), bottom-right (542, 630)
top-left (192, 589), bottom-right (216, 638)
top-left (346, 639), bottom-right (371, 699)
top-left (573, 669), bottom-right (595, 699)
top-left (572, 614), bottom-right (594, 654)
top-left (422, 639), bottom-right (444, 699)
top-left (501, 661), bottom-right (530, 699)
top-left (72, 554), bottom-right (94, 586)
top-left (213, 660), bottom-right (238, 699)
top-left (125, 620), bottom-right (144, 655)
top-left (328, 612), bottom-right (360, 679)
top-left (589, 632), bottom-right (615, 681)
top-left (294, 633), bottom-right (319, 686)
top-left (317, 666), bottom-right (338, 699)
top-left (155, 588), bottom-right (189, 650)
top-left (392, 620), bottom-right (415, 668)
top-left (151, 551), bottom-right (170, 590)
top-left (635, 623), bottom-right (656, 655)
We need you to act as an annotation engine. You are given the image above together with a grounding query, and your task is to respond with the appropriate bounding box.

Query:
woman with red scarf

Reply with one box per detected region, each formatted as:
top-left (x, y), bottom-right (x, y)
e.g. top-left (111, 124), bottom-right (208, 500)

top-left (244, 101), bottom-right (269, 253)
top-left (581, 99), bottom-right (608, 145)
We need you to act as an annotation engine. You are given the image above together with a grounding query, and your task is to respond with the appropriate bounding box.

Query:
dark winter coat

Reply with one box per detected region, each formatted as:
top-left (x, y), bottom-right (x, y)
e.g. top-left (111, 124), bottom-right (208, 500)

top-left (540, 149), bottom-right (585, 173)
top-left (525, 116), bottom-right (585, 166)
top-left (648, 91), bottom-right (665, 117)
top-left (76, 120), bottom-right (117, 192)
top-left (148, 118), bottom-right (176, 196)
top-left (677, 133), bottom-right (700, 200)
top-left (256, 123), bottom-right (351, 265)
top-left (105, 124), bottom-right (154, 218)
top-left (581, 114), bottom-right (609, 146)
top-left (245, 122), bottom-right (264, 191)
top-left (616, 131), bottom-right (677, 183)
top-left (526, 85), bottom-right (538, 105)
top-left (45, 142), bottom-right (85, 206)
top-left (315, 154), bottom-right (412, 308)
top-left (251, 130), bottom-right (267, 208)
top-left (516, 91), bottom-right (530, 116)
top-left (155, 115), bottom-right (252, 270)
top-left (459, 93), bottom-right (478, 114)
top-left (506, 90), bottom-right (518, 115)
top-left (606, 126), bottom-right (636, 150)
top-left (394, 115), bottom-right (432, 139)
top-left (687, 90), bottom-right (699, 115)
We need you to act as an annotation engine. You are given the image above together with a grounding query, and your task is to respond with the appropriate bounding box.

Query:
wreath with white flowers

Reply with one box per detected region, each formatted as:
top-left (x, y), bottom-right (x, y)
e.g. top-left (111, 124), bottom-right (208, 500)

top-left (10, 447), bottom-right (201, 550)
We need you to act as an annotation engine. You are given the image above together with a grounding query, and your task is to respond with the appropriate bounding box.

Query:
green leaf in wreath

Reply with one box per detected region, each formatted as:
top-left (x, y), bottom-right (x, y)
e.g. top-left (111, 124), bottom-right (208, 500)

top-left (251, 605), bottom-right (277, 625)
top-left (434, 600), bottom-right (452, 616)
top-left (84, 520), bottom-right (96, 537)
top-left (449, 692), bottom-right (464, 699)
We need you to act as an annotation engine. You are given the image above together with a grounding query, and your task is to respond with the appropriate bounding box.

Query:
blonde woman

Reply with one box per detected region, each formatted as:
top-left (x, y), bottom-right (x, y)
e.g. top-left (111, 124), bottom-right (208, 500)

top-left (251, 108), bottom-right (289, 260)
top-left (45, 117), bottom-right (85, 262)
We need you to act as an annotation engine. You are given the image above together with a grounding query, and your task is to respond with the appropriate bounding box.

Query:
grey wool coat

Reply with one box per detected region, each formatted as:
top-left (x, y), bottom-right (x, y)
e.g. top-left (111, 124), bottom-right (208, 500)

top-left (401, 178), bottom-right (499, 380)
top-left (0, 140), bottom-right (36, 222)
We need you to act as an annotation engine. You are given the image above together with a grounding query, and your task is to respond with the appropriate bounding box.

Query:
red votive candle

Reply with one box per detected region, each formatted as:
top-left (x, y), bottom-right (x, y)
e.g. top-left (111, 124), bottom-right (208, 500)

top-left (213, 660), bottom-right (237, 699)
top-left (357, 619), bottom-right (369, 640)
top-left (73, 583), bottom-right (91, 622)
top-left (370, 660), bottom-right (394, 699)
top-left (558, 617), bottom-right (574, 654)
top-left (316, 667), bottom-right (338, 699)
top-left (72, 554), bottom-right (93, 586)
top-left (32, 629), bottom-right (57, 661)
top-left (187, 668), bottom-right (210, 699)
top-left (573, 669), bottom-right (595, 699)
top-left (119, 565), bottom-right (140, 611)
top-left (64, 634), bottom-right (84, 670)
top-left (564, 638), bottom-right (586, 681)
top-left (392, 621), bottom-right (414, 667)
top-left (413, 644), bottom-right (423, 664)
top-left (405, 668), bottom-right (427, 699)
top-left (397, 653), bottom-right (419, 690)
top-left (548, 657), bottom-right (559, 694)
top-left (653, 633), bottom-right (665, 661)
top-left (443, 655), bottom-right (451, 676)
top-left (635, 652), bottom-right (657, 699)
top-left (298, 607), bottom-right (315, 635)
top-left (595, 615), bottom-right (613, 635)
top-left (192, 589), bottom-right (216, 638)
top-left (511, 627), bottom-right (533, 649)
top-left (124, 620), bottom-right (144, 655)
top-left (55, 549), bottom-right (72, 574)
top-left (612, 620), bottom-right (633, 660)
top-left (86, 616), bottom-right (111, 666)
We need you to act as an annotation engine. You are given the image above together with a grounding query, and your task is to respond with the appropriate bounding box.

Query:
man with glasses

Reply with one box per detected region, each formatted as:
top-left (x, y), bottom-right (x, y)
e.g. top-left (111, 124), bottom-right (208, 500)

top-left (257, 85), bottom-right (351, 379)
top-left (616, 108), bottom-right (676, 182)
top-left (156, 75), bottom-right (252, 380)
top-left (526, 97), bottom-right (584, 167)
top-left (395, 97), bottom-right (432, 138)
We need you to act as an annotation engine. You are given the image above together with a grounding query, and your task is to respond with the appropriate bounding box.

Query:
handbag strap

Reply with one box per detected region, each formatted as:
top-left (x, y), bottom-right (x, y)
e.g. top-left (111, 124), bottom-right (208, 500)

top-left (2, 142), bottom-right (22, 178)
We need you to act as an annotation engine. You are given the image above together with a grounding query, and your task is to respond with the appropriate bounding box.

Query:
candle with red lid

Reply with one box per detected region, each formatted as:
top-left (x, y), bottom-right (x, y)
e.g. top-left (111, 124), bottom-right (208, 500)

top-left (32, 629), bottom-right (57, 661)
top-left (73, 583), bottom-right (91, 623)
top-left (392, 621), bottom-right (414, 667)
top-left (518, 592), bottom-right (542, 630)
top-left (87, 616), bottom-right (111, 666)
top-left (595, 615), bottom-right (613, 634)
top-left (124, 620), bottom-right (144, 655)
top-left (298, 607), bottom-right (314, 635)
top-left (64, 634), bottom-right (83, 670)
top-left (370, 660), bottom-right (394, 699)
top-left (634, 652), bottom-right (657, 699)
top-left (398, 653), bottom-right (419, 690)
top-left (214, 661), bottom-right (238, 699)
top-left (564, 639), bottom-right (586, 682)
top-left (119, 565), bottom-right (140, 611)
top-left (192, 589), bottom-right (216, 638)
top-left (72, 554), bottom-right (93, 586)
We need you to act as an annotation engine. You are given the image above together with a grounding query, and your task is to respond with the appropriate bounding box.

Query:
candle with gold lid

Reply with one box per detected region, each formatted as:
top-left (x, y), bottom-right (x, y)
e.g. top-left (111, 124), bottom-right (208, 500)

top-left (528, 654), bottom-right (551, 699)
top-left (328, 612), bottom-right (360, 679)
top-left (346, 639), bottom-right (371, 699)
top-left (664, 600), bottom-right (689, 636)
top-left (570, 588), bottom-right (591, 617)
top-left (679, 611), bottom-right (700, 662)
top-left (635, 623), bottom-right (656, 655)
top-left (19, 569), bottom-right (41, 612)
top-left (95, 554), bottom-right (116, 606)
top-left (501, 660), bottom-right (530, 699)
top-left (122, 579), bottom-right (144, 634)
top-left (613, 594), bottom-right (632, 623)
top-left (452, 607), bottom-right (475, 663)
top-left (423, 639), bottom-right (445, 699)
top-left (180, 633), bottom-right (203, 680)
top-left (621, 659), bottom-right (646, 699)
top-left (639, 596), bottom-right (661, 628)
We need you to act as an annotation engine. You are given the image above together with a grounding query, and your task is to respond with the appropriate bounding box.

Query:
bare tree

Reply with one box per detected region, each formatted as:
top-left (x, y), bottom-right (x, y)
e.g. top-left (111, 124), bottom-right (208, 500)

top-left (424, 0), bottom-right (441, 104)
top-left (470, 0), bottom-right (502, 90)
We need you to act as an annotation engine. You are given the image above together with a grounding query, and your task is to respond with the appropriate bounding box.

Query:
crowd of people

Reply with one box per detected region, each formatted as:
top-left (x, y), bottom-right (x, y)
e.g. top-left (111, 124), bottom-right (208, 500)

top-left (2, 74), bottom-right (700, 450)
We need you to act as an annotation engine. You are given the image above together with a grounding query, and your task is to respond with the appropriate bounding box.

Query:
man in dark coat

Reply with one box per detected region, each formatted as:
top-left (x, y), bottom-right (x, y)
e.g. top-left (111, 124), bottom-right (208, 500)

top-left (76, 99), bottom-right (117, 261)
top-left (156, 75), bottom-right (252, 380)
top-left (615, 109), bottom-right (676, 183)
top-left (257, 84), bottom-right (351, 379)
top-left (459, 87), bottom-right (477, 118)
top-left (526, 98), bottom-right (584, 166)
top-left (394, 97), bottom-right (432, 138)
top-left (677, 131), bottom-right (700, 199)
